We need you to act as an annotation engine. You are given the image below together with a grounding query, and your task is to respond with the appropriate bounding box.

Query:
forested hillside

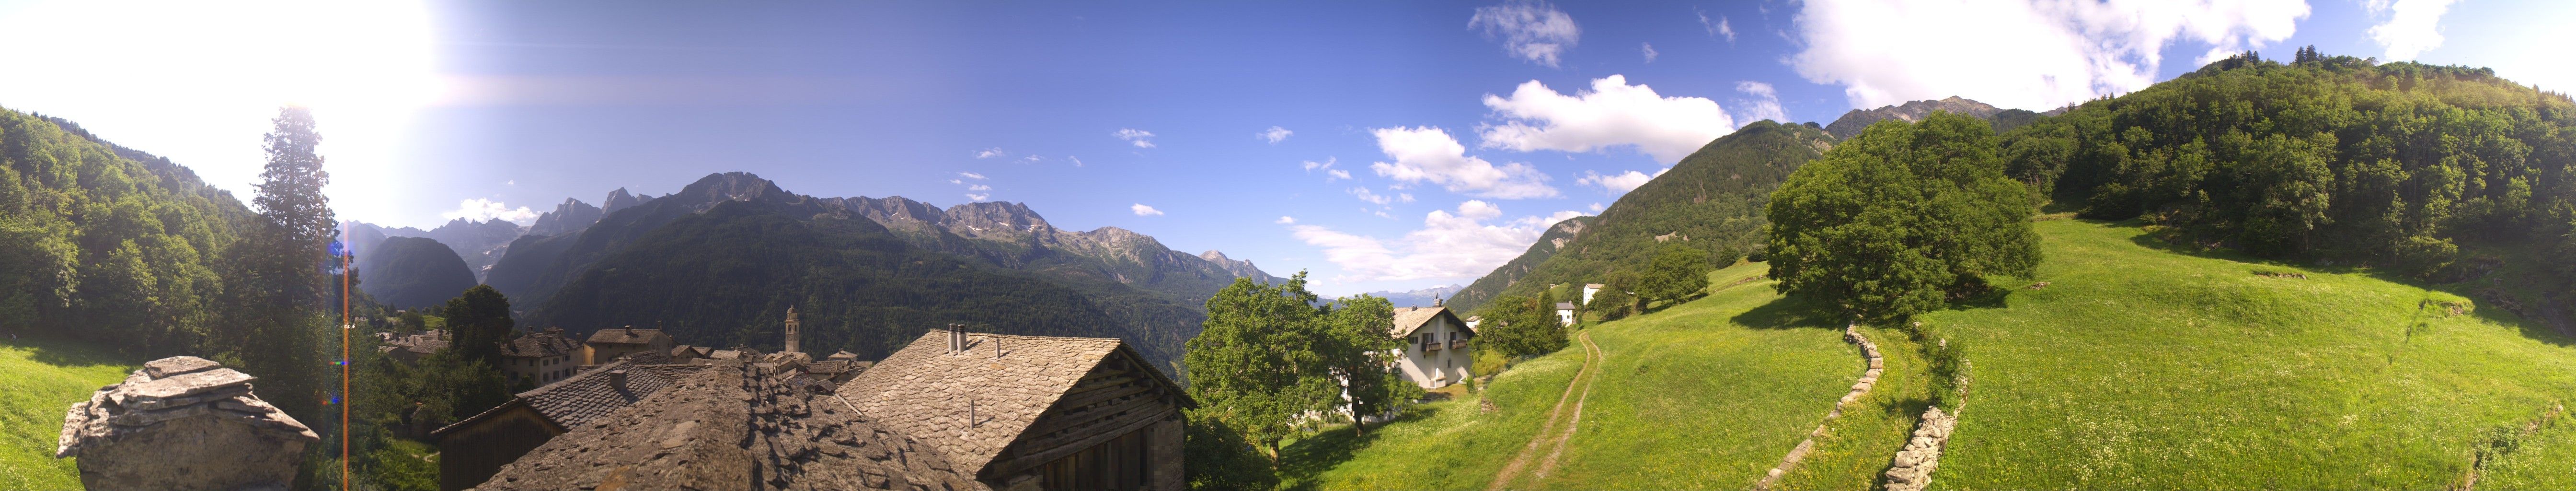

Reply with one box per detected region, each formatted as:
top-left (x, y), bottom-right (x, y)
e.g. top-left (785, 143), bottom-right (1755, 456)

top-left (2005, 50), bottom-right (2576, 324)
top-left (1451, 120), bottom-right (1833, 313)
top-left (354, 236), bottom-right (475, 309)
top-left (1447, 215), bottom-right (1592, 312)
top-left (0, 108), bottom-right (255, 357)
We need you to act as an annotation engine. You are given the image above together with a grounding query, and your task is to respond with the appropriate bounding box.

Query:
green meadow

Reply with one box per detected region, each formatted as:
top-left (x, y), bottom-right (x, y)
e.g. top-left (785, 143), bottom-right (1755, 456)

top-left (1923, 219), bottom-right (2576, 490)
top-left (1300, 218), bottom-right (2576, 490)
top-left (0, 337), bottom-right (137, 490)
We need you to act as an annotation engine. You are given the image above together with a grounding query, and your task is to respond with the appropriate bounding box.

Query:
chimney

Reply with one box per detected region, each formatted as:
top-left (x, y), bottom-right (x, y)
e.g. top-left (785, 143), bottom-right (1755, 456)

top-left (947, 324), bottom-right (968, 355)
top-left (623, 325), bottom-right (634, 337)
top-left (1435, 294), bottom-right (1444, 307)
top-left (608, 369), bottom-right (630, 392)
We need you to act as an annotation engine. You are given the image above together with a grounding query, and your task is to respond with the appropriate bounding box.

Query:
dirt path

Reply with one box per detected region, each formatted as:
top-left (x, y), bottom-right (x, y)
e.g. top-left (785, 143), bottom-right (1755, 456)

top-left (1486, 330), bottom-right (1604, 491)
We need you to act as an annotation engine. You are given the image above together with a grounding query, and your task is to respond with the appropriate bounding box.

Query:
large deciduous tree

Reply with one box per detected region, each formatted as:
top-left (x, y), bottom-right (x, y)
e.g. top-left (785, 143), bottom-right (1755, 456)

top-left (1317, 293), bottom-right (1422, 436)
top-left (1638, 244), bottom-right (1714, 306)
top-left (1766, 111), bottom-right (2041, 322)
top-left (442, 284), bottom-right (516, 367)
top-left (1183, 273), bottom-right (1336, 467)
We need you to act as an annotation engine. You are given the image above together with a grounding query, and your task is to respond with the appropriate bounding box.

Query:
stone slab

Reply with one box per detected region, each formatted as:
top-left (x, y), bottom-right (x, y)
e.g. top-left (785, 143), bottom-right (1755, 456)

top-left (143, 356), bottom-right (223, 379)
top-left (115, 368), bottom-right (253, 404)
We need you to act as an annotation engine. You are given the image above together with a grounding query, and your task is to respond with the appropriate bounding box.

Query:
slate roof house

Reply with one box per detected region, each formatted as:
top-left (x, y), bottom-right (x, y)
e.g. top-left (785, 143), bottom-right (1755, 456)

top-left (1392, 304), bottom-right (1475, 389)
top-left (498, 328), bottom-right (582, 386)
top-left (461, 328), bottom-right (1194, 491)
top-left (581, 326), bottom-right (674, 366)
top-left (431, 359), bottom-right (712, 491)
top-left (1555, 301), bottom-right (1579, 327)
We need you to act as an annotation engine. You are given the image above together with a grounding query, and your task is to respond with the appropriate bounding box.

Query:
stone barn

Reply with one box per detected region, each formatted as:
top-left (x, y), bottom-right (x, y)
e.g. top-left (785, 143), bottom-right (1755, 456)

top-left (840, 329), bottom-right (1193, 490)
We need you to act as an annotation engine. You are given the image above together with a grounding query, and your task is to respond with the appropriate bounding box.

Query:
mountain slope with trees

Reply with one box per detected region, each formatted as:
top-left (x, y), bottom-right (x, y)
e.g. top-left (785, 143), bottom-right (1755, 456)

top-left (2004, 50), bottom-right (2576, 326)
top-left (1451, 120), bottom-right (1833, 313)
top-left (525, 196), bottom-right (1195, 364)
top-left (354, 236), bottom-right (477, 309)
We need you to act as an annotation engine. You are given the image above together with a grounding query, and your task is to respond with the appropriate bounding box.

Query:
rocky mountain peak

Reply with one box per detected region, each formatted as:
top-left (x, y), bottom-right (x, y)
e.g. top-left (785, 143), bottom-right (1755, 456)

top-left (529, 198), bottom-right (603, 237)
top-left (601, 187), bottom-right (654, 213)
top-left (1824, 96), bottom-right (2005, 140)
top-left (941, 201), bottom-right (1055, 239)
top-left (1198, 250), bottom-right (1275, 282)
top-left (674, 172), bottom-right (792, 207)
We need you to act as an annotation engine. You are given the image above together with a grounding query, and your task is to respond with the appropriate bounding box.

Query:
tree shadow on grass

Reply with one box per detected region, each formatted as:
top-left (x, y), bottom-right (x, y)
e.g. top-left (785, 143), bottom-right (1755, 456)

top-left (1278, 423), bottom-right (1395, 491)
top-left (1730, 295), bottom-right (1843, 331)
top-left (7, 334), bottom-right (136, 371)
top-left (2111, 219), bottom-right (2576, 348)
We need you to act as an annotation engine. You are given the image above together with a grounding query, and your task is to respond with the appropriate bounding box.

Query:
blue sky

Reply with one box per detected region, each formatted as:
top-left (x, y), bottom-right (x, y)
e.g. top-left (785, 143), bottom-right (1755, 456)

top-left (2, 0), bottom-right (2570, 295)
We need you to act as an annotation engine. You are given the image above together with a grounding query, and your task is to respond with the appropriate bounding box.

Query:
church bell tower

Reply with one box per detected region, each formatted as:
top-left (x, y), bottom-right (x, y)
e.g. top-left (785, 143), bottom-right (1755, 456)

top-left (783, 306), bottom-right (802, 354)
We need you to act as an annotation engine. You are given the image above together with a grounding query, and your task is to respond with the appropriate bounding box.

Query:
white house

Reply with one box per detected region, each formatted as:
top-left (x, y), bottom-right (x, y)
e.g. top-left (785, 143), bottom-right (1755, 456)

top-left (1582, 283), bottom-right (1604, 305)
top-left (1391, 304), bottom-right (1475, 389)
top-left (1554, 302), bottom-right (1578, 327)
top-left (1463, 316), bottom-right (1482, 330)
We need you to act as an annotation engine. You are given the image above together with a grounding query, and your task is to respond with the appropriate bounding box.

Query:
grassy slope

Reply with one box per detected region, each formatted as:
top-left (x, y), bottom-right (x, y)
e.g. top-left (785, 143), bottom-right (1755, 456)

top-left (1775, 325), bottom-right (1933, 491)
top-left (0, 338), bottom-right (136, 490)
top-left (1291, 262), bottom-right (1856, 490)
top-left (1924, 219), bottom-right (2576, 490)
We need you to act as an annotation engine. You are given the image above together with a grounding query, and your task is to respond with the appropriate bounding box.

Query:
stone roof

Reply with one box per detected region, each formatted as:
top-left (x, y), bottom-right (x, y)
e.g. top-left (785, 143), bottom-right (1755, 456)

top-left (835, 329), bottom-right (1158, 476)
top-left (468, 361), bottom-right (986, 491)
top-left (1392, 306), bottom-right (1468, 338)
top-left (584, 327), bottom-right (669, 345)
top-left (497, 332), bottom-right (578, 359)
top-left (805, 359), bottom-right (872, 375)
top-left (434, 360), bottom-right (710, 437)
top-left (708, 349), bottom-right (744, 360)
top-left (1585, 283), bottom-right (1605, 289)
top-left (1555, 302), bottom-right (1579, 310)
top-left (399, 339), bottom-right (447, 354)
top-left (672, 345), bottom-right (713, 358)
top-left (56, 357), bottom-right (317, 491)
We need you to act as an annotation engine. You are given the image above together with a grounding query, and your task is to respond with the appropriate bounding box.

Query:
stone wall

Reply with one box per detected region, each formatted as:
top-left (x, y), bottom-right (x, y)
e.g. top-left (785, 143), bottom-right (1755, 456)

top-left (1754, 325), bottom-right (1884, 490)
top-left (56, 356), bottom-right (318, 491)
top-left (1883, 406), bottom-right (1957, 491)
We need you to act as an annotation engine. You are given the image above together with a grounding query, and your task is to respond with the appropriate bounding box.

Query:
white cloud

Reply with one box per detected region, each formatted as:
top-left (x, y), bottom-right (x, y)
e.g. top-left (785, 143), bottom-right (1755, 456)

top-left (1305, 157), bottom-right (1356, 182)
top-left (1640, 42), bottom-right (1659, 63)
top-left (1292, 200), bottom-right (1583, 281)
top-left (949, 179), bottom-right (963, 185)
top-left (966, 193), bottom-right (990, 201)
top-left (1699, 10), bottom-right (1736, 44)
top-left (1350, 187), bottom-right (1394, 205)
top-left (1590, 202), bottom-right (1605, 211)
top-left (1276, 216), bottom-right (1297, 224)
top-left (1328, 169), bottom-right (1353, 181)
top-left (1399, 192), bottom-right (1416, 203)
top-left (1068, 156), bottom-right (1084, 167)
top-left (1469, 0), bottom-right (1581, 67)
top-left (2366, 0), bottom-right (2461, 61)
top-left (1019, 155), bottom-right (1041, 164)
top-left (1258, 126), bottom-right (1293, 144)
top-left (441, 198), bottom-right (539, 224)
top-left (1477, 75), bottom-right (1736, 162)
top-left (967, 184), bottom-right (991, 191)
top-left (1114, 128), bottom-right (1156, 148)
top-left (1131, 203), bottom-right (1165, 216)
top-left (1576, 169), bottom-right (1659, 195)
top-left (1735, 81), bottom-right (1789, 123)
top-left (958, 172), bottom-right (987, 180)
top-left (974, 148), bottom-right (1006, 159)
top-left (1787, 0), bottom-right (2310, 110)
top-left (1368, 127), bottom-right (1560, 199)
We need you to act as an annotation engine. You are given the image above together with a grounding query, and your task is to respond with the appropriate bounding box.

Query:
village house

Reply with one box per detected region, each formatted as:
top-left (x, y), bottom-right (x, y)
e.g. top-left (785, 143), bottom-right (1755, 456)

top-left (579, 326), bottom-right (672, 366)
top-left (498, 328), bottom-right (582, 386)
top-left (1583, 283), bottom-right (1604, 304)
top-left (1391, 303), bottom-right (1475, 389)
top-left (1555, 301), bottom-right (1579, 327)
top-left (466, 327), bottom-right (1193, 491)
top-left (666, 344), bottom-right (713, 362)
top-left (431, 358), bottom-right (713, 491)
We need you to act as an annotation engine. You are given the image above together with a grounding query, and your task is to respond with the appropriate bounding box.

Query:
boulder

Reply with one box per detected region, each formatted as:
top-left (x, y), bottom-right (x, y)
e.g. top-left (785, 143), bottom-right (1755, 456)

top-left (58, 356), bottom-right (316, 491)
